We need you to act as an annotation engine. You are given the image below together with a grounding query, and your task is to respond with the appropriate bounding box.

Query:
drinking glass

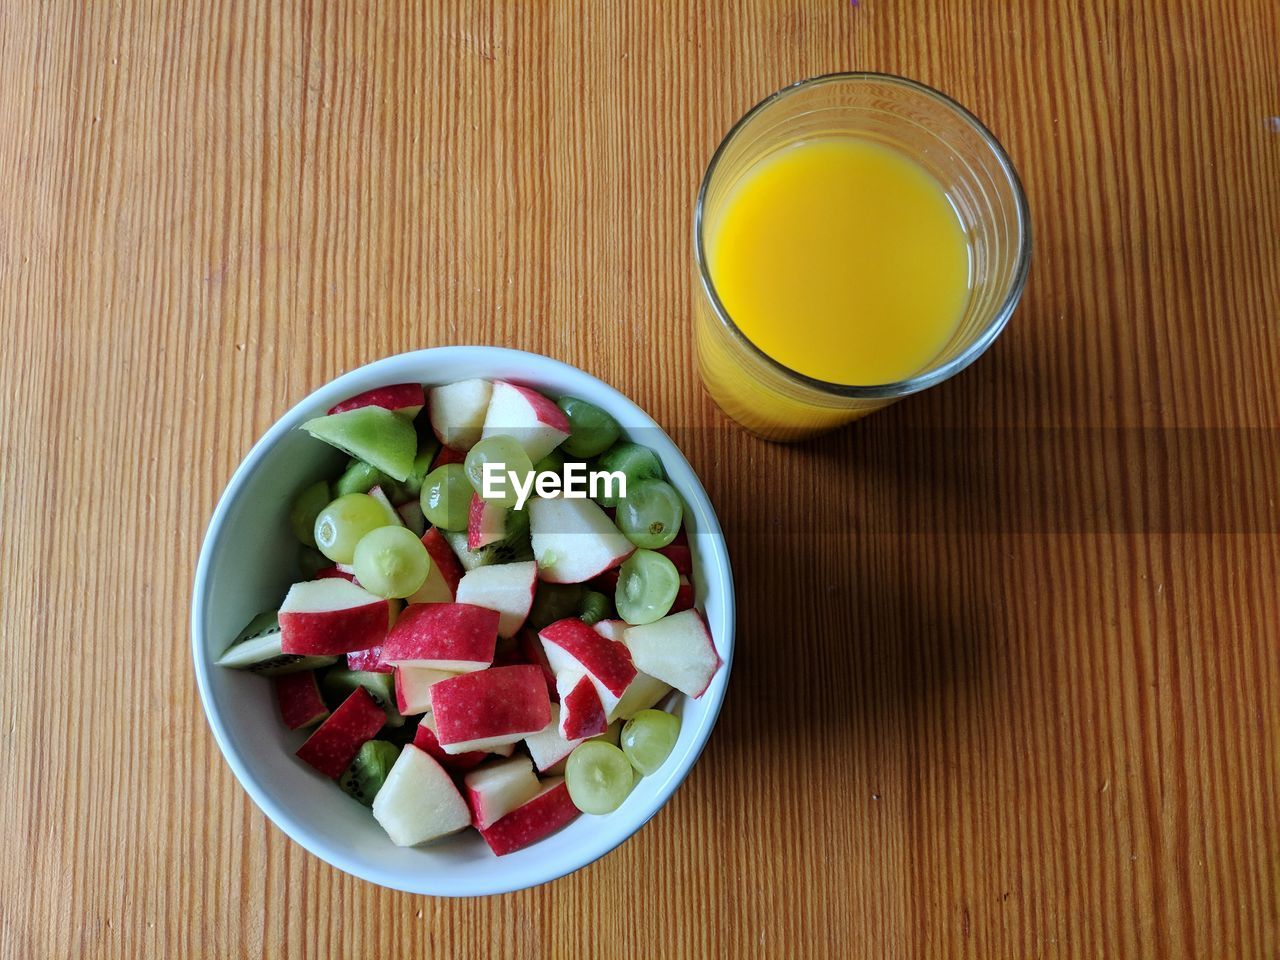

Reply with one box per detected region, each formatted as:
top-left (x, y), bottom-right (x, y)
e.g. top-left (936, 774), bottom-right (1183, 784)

top-left (694, 72), bottom-right (1032, 441)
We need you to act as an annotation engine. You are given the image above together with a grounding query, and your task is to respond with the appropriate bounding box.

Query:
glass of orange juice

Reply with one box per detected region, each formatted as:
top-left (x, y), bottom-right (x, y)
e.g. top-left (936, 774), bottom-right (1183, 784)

top-left (695, 72), bottom-right (1031, 441)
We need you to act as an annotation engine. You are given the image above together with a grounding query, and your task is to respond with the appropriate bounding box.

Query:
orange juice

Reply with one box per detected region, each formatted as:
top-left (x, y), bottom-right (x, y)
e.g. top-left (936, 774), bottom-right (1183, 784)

top-left (705, 137), bottom-right (970, 387)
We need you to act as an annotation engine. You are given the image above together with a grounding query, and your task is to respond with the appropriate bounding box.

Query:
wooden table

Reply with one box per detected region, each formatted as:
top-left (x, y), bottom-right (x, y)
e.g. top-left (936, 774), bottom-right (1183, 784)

top-left (3, 1), bottom-right (1276, 956)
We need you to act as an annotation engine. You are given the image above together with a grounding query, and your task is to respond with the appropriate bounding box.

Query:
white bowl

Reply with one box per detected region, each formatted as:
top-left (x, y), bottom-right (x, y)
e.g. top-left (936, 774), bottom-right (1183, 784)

top-left (191, 347), bottom-right (735, 896)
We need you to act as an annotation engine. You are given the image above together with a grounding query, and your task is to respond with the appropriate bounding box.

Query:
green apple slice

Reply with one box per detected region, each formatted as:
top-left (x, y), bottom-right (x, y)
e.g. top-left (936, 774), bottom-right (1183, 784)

top-left (301, 407), bottom-right (417, 482)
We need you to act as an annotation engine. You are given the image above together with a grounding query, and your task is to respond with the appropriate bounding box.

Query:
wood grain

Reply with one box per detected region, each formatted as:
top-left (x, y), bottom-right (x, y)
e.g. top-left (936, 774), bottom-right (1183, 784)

top-left (2, 0), bottom-right (1277, 956)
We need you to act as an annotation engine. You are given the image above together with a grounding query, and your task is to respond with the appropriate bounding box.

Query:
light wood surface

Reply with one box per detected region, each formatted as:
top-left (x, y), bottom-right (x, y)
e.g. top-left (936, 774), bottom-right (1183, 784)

top-left (2, 1), bottom-right (1277, 956)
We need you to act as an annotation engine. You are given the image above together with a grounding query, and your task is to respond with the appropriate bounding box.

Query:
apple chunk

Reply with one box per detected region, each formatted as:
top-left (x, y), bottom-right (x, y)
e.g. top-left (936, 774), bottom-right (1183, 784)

top-left (328, 382), bottom-right (425, 419)
top-left (372, 745), bottom-right (471, 846)
top-left (477, 778), bottom-right (579, 856)
top-left (295, 687), bottom-right (386, 777)
top-left (429, 665), bottom-right (551, 754)
top-left (463, 755), bottom-right (542, 830)
top-left (523, 704), bottom-right (585, 772)
top-left (454, 560), bottom-right (537, 639)
top-left (467, 494), bottom-right (508, 550)
top-left (394, 664), bottom-right (455, 715)
top-left (480, 381), bottom-right (572, 463)
top-left (539, 617), bottom-right (637, 717)
top-left (406, 527), bottom-right (465, 604)
top-left (528, 496), bottom-right (634, 584)
top-left (556, 672), bottom-right (608, 740)
top-left (380, 602), bottom-right (499, 672)
top-left (621, 609), bottom-right (721, 698)
top-left (274, 671), bottom-right (329, 729)
top-left (279, 579), bottom-right (390, 656)
top-left (594, 620), bottom-right (673, 719)
top-left (429, 379), bottom-right (492, 451)
top-left (413, 714), bottom-right (487, 771)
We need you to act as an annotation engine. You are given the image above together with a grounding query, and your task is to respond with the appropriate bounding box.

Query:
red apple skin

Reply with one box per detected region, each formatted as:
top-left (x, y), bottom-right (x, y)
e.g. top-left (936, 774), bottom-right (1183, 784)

top-left (315, 566), bottom-right (357, 583)
top-left (467, 494), bottom-right (507, 550)
top-left (501, 382), bottom-right (572, 433)
top-left (478, 779), bottom-right (579, 856)
top-left (274, 671), bottom-right (329, 729)
top-left (295, 687), bottom-right (386, 778)
top-left (431, 445), bottom-right (467, 468)
top-left (412, 719), bottom-right (487, 771)
top-left (346, 645), bottom-right (392, 673)
top-left (327, 383), bottom-right (425, 417)
top-left (380, 602), bottom-right (499, 668)
top-left (421, 527), bottom-right (464, 595)
top-left (539, 618), bottom-right (637, 697)
top-left (280, 602), bottom-right (388, 656)
top-left (430, 665), bottom-right (551, 747)
top-left (655, 528), bottom-right (693, 577)
top-left (670, 577), bottom-right (695, 615)
top-left (559, 674), bottom-right (607, 740)
top-left (517, 629), bottom-right (558, 701)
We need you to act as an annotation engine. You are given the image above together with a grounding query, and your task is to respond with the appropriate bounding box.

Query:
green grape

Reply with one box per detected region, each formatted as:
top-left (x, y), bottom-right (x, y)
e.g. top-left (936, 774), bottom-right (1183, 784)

top-left (593, 442), bottom-right (663, 508)
top-left (313, 493), bottom-right (389, 564)
top-left (419, 463), bottom-right (471, 531)
top-left (335, 459), bottom-right (392, 498)
top-left (465, 436), bottom-right (534, 508)
top-left (578, 590), bottom-right (612, 626)
top-left (614, 549), bottom-right (679, 625)
top-left (620, 709), bottom-right (680, 775)
top-left (533, 448), bottom-right (566, 478)
top-left (615, 479), bottom-right (683, 549)
top-left (290, 480), bottom-right (331, 547)
top-left (557, 397), bottom-right (621, 459)
top-left (352, 526), bottom-right (432, 598)
top-left (565, 741), bottom-right (635, 814)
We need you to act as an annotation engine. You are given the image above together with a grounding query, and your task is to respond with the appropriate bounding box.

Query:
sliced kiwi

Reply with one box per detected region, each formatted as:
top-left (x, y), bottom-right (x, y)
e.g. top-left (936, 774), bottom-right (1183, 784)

top-left (319, 667), bottom-right (404, 727)
top-left (528, 583), bottom-right (586, 630)
top-left (578, 590), bottom-right (613, 626)
top-left (338, 740), bottom-right (400, 806)
top-left (215, 611), bottom-right (338, 675)
top-left (301, 407), bottom-right (417, 482)
top-left (442, 512), bottom-right (534, 571)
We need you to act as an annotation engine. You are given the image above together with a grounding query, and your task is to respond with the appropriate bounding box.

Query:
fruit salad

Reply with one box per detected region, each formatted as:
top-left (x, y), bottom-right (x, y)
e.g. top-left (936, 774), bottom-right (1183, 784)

top-left (217, 379), bottom-right (723, 855)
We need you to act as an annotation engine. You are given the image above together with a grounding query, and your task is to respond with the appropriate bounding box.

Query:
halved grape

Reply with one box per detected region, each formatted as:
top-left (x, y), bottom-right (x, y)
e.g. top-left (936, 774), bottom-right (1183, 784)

top-left (352, 526), bottom-right (431, 598)
top-left (614, 549), bottom-right (679, 625)
top-left (616, 479), bottom-right (683, 549)
top-left (565, 741), bottom-right (635, 814)
top-left (353, 527), bottom-right (432, 601)
top-left (419, 463), bottom-right (471, 531)
top-left (558, 397), bottom-right (621, 459)
top-left (464, 436), bottom-right (534, 508)
top-left (620, 709), bottom-right (680, 775)
top-left (593, 442), bottom-right (663, 507)
top-left (290, 480), bottom-right (331, 547)
top-left (314, 493), bottom-right (389, 563)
